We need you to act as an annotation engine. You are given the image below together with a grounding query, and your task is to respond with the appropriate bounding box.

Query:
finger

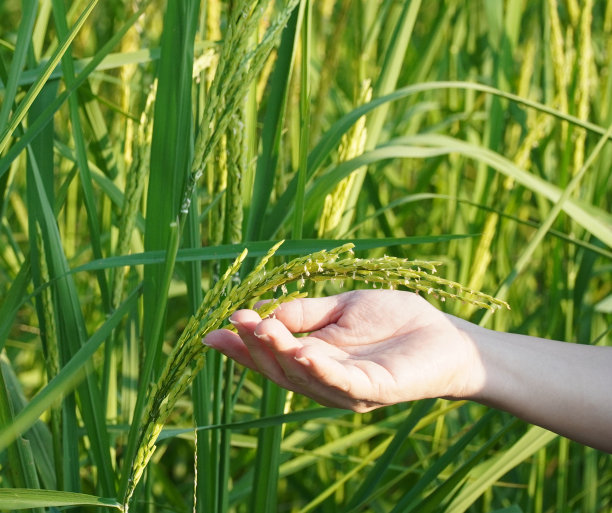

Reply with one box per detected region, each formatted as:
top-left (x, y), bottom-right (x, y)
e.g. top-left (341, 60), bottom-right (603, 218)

top-left (254, 318), bottom-right (323, 388)
top-left (295, 344), bottom-right (352, 393)
top-left (203, 329), bottom-right (258, 371)
top-left (229, 310), bottom-right (302, 390)
top-left (253, 317), bottom-right (368, 407)
top-left (271, 294), bottom-right (346, 333)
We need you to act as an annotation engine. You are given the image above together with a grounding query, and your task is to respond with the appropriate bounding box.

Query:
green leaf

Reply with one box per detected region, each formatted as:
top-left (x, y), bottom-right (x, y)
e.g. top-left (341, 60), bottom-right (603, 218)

top-left (445, 426), bottom-right (557, 513)
top-left (265, 80), bottom-right (612, 239)
top-left (245, 3), bottom-right (301, 242)
top-left (72, 235), bottom-right (474, 274)
top-left (0, 0), bottom-right (37, 131)
top-left (0, 286), bottom-right (140, 453)
top-left (0, 1), bottom-right (152, 180)
top-left (0, 0), bottom-right (99, 154)
top-left (119, 0), bottom-right (200, 501)
top-left (0, 489), bottom-right (121, 510)
top-left (346, 399), bottom-right (435, 511)
top-left (156, 407), bottom-right (349, 441)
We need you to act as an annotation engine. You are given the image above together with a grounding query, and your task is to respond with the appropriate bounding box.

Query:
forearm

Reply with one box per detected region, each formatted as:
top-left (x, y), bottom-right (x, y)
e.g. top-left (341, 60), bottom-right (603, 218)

top-left (451, 317), bottom-right (612, 453)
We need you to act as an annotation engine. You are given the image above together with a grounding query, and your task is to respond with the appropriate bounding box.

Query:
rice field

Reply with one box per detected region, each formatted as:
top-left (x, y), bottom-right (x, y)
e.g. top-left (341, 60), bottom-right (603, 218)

top-left (0, 1), bottom-right (610, 512)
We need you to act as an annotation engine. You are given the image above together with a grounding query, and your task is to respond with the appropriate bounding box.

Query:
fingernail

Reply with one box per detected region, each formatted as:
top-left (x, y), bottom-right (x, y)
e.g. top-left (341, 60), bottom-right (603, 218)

top-left (228, 318), bottom-right (241, 327)
top-left (254, 332), bottom-right (272, 343)
top-left (295, 356), bottom-right (310, 366)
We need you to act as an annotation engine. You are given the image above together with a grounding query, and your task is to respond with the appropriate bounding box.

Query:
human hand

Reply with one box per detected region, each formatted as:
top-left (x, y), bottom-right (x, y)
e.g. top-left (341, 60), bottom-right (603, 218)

top-left (203, 289), bottom-right (480, 412)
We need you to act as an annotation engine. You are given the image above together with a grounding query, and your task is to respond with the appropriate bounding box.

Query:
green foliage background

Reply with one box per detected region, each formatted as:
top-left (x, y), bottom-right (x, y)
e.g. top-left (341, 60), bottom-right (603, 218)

top-left (0, 0), bottom-right (610, 512)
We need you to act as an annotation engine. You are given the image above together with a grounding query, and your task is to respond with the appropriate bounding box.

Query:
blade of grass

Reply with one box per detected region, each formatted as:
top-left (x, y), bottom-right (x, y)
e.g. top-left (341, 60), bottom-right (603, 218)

top-left (245, 3), bottom-right (302, 243)
top-left (0, 359), bottom-right (56, 490)
top-left (0, 285), bottom-right (140, 452)
top-left (346, 399), bottom-right (435, 511)
top-left (445, 426), bottom-right (557, 513)
top-left (292, 0), bottom-right (311, 239)
top-left (51, 0), bottom-right (111, 311)
top-left (119, 0), bottom-right (199, 501)
top-left (0, 490), bottom-right (121, 511)
top-left (405, 418), bottom-right (520, 513)
top-left (340, 192), bottom-right (612, 259)
top-left (0, 363), bottom-right (28, 489)
top-left (396, 135), bottom-right (612, 245)
top-left (478, 122), bottom-right (612, 326)
top-left (297, 433), bottom-right (393, 513)
top-left (0, 259), bottom-right (30, 352)
top-left (23, 77), bottom-right (76, 493)
top-left (156, 407), bottom-right (349, 441)
top-left (250, 382), bottom-right (287, 513)
top-left (26, 145), bottom-right (115, 495)
top-left (0, 0), bottom-right (99, 155)
top-left (0, 0), bottom-right (152, 180)
top-left (1, 44), bottom-right (205, 89)
top-left (0, 0), bottom-right (37, 131)
top-left (381, 410), bottom-right (504, 513)
top-left (264, 80), bottom-right (612, 239)
top-left (72, 234), bottom-right (475, 274)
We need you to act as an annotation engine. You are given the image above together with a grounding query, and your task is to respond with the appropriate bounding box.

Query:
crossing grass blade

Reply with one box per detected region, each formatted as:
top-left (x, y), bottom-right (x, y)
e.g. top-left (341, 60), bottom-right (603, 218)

top-left (25, 145), bottom-right (115, 495)
top-left (0, 0), bottom-right (99, 155)
top-left (0, 1), bottom-right (152, 179)
top-left (0, 0), bottom-right (37, 132)
top-left (266, 79), bottom-right (612, 240)
top-left (118, 0), bottom-right (200, 502)
top-left (71, 235), bottom-right (473, 274)
top-left (245, 4), bottom-right (302, 243)
top-left (0, 259), bottom-right (30, 352)
top-left (401, 417), bottom-right (520, 513)
top-left (346, 399), bottom-right (435, 511)
top-left (0, 359), bottom-right (56, 490)
top-left (51, 0), bottom-right (111, 311)
top-left (382, 409), bottom-right (505, 513)
top-left (0, 489), bottom-right (121, 510)
top-left (445, 426), bottom-right (558, 513)
top-left (0, 286), bottom-right (140, 453)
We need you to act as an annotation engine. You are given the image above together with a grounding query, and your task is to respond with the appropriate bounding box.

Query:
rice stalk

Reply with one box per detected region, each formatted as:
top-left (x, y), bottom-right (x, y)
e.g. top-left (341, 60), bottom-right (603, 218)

top-left (566, 0), bottom-right (580, 27)
top-left (547, 0), bottom-right (569, 144)
top-left (35, 225), bottom-right (62, 487)
top-left (122, 241), bottom-right (509, 508)
top-left (111, 82), bottom-right (155, 308)
top-left (117, 3), bottom-right (146, 184)
top-left (573, 0), bottom-right (593, 175)
top-left (225, 106), bottom-right (246, 245)
top-left (181, 0), bottom-right (300, 217)
top-left (207, 134), bottom-right (228, 247)
top-left (318, 80), bottom-right (371, 238)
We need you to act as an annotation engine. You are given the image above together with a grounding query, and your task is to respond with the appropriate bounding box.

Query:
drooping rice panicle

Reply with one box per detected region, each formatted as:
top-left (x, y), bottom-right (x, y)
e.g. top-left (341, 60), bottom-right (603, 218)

top-left (124, 241), bottom-right (509, 506)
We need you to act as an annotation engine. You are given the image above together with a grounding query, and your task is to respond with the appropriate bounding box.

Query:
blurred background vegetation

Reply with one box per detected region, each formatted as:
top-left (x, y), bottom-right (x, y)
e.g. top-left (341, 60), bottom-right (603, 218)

top-left (0, 0), bottom-right (610, 512)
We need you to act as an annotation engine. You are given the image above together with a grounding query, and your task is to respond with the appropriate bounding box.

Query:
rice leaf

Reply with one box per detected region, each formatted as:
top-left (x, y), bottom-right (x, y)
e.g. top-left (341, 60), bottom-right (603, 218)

top-left (0, 0), bottom-right (99, 154)
top-left (0, 489), bottom-right (121, 510)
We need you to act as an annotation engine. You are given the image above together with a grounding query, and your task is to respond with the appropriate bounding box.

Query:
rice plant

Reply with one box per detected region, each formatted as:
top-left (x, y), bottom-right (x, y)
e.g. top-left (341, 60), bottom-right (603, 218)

top-left (0, 1), bottom-right (610, 512)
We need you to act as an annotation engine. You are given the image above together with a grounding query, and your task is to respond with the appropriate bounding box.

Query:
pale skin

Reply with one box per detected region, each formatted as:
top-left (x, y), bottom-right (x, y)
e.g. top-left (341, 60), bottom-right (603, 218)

top-left (203, 289), bottom-right (612, 453)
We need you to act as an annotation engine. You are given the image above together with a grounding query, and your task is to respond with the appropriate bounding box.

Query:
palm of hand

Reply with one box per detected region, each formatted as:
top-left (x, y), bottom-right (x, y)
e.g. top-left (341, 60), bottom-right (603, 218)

top-left (205, 290), bottom-right (473, 412)
top-left (290, 291), bottom-right (470, 410)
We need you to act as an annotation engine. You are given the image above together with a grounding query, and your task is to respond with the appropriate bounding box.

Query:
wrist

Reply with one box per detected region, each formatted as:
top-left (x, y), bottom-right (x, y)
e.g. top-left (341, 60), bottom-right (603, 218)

top-left (443, 313), bottom-right (489, 401)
